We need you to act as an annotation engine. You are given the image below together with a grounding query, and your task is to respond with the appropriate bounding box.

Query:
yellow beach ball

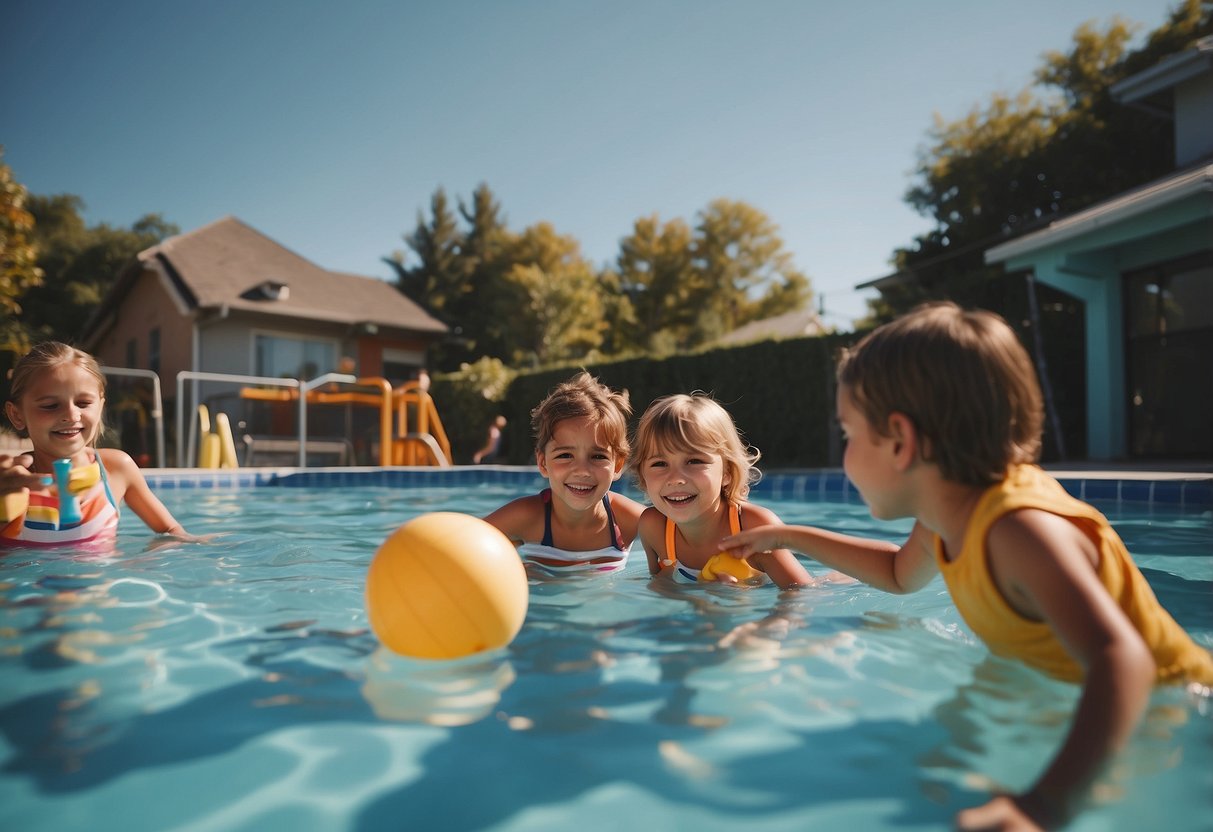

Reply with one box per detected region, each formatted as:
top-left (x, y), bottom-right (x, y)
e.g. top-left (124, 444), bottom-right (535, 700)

top-left (365, 512), bottom-right (529, 659)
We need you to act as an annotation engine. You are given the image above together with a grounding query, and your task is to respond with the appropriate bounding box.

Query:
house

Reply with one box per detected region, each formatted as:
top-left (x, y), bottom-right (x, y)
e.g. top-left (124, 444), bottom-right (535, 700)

top-left (984, 35), bottom-right (1212, 460)
top-left (80, 216), bottom-right (448, 459)
top-left (713, 306), bottom-right (829, 346)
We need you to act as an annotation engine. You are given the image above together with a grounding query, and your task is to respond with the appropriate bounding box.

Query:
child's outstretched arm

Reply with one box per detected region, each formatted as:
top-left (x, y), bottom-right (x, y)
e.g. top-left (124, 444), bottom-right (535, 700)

top-left (955, 509), bottom-right (1156, 831)
top-left (734, 504), bottom-right (814, 589)
top-left (719, 521), bottom-right (936, 593)
top-left (100, 449), bottom-right (209, 541)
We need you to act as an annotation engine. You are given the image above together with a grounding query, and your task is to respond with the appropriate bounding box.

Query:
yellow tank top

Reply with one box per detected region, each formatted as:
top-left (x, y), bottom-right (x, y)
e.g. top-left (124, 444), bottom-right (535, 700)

top-left (934, 464), bottom-right (1213, 685)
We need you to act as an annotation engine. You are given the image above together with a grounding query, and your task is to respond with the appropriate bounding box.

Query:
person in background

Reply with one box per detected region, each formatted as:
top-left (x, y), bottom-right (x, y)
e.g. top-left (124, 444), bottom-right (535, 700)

top-left (718, 302), bottom-right (1213, 830)
top-left (473, 415), bottom-right (507, 465)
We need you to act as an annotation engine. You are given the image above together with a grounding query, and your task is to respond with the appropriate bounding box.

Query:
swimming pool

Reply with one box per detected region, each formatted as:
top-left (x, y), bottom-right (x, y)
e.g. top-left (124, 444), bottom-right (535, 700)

top-left (1, 472), bottom-right (1210, 831)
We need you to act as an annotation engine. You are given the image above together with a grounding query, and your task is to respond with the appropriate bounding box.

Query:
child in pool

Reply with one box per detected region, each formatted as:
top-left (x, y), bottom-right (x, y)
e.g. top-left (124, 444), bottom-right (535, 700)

top-left (483, 372), bottom-right (644, 574)
top-left (1, 341), bottom-right (205, 547)
top-left (718, 302), bottom-right (1213, 830)
top-left (632, 392), bottom-right (816, 589)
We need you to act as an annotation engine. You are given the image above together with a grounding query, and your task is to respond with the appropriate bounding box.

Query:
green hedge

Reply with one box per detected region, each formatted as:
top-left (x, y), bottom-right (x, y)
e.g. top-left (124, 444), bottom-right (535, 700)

top-left (434, 332), bottom-right (862, 469)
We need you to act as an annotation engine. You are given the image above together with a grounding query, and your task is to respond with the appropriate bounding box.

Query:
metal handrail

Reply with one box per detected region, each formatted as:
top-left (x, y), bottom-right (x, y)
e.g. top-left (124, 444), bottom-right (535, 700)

top-left (297, 373), bottom-right (357, 466)
top-left (100, 366), bottom-right (166, 468)
top-left (176, 372), bottom-right (300, 467)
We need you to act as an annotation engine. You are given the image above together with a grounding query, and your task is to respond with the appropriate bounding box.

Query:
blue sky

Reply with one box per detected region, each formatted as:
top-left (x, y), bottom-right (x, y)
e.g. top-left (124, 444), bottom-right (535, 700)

top-left (1, 0), bottom-right (1181, 328)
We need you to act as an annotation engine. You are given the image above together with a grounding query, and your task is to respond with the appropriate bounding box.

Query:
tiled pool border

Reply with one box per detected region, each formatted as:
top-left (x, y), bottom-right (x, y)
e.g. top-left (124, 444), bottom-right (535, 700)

top-left (143, 465), bottom-right (1213, 509)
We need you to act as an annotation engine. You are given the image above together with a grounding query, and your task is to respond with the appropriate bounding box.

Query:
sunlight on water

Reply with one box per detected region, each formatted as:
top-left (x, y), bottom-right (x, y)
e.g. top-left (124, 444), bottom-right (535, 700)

top-left (0, 485), bottom-right (1209, 831)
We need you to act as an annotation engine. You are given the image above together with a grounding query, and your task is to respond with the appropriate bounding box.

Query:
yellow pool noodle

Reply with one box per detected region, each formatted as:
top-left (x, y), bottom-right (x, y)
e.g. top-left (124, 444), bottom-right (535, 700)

top-left (0, 461), bottom-right (99, 522)
top-left (1, 491), bottom-right (29, 523)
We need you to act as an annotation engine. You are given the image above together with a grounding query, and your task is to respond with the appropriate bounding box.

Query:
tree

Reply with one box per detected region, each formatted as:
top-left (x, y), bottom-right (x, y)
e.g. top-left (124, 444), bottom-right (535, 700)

top-left (386, 183), bottom-right (520, 370)
top-left (394, 187), bottom-right (812, 366)
top-left (0, 149), bottom-right (44, 353)
top-left (452, 184), bottom-right (516, 366)
top-left (692, 199), bottom-right (810, 344)
top-left (493, 223), bottom-right (606, 365)
top-left (383, 187), bottom-right (466, 318)
top-left (617, 201), bottom-right (811, 352)
top-left (615, 214), bottom-right (697, 353)
top-left (22, 197), bottom-right (178, 341)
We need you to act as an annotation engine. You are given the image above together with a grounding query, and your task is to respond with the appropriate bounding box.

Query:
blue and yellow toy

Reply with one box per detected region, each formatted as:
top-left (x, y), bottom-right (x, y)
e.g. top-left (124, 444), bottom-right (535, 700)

top-left (0, 458), bottom-right (100, 529)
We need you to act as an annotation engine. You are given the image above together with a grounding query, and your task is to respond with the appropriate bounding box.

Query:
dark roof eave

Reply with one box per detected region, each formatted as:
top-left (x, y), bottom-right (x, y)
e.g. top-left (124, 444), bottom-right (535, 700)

top-left (856, 270), bottom-right (915, 291)
top-left (199, 304), bottom-right (448, 337)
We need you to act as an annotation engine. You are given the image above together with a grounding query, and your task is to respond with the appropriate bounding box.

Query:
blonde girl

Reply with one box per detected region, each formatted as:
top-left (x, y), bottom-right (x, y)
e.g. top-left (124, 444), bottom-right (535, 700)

top-left (631, 393), bottom-right (814, 589)
top-left (1, 341), bottom-right (201, 547)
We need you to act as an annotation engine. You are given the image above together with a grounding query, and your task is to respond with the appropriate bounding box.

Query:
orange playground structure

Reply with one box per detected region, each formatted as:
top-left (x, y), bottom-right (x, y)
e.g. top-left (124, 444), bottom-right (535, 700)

top-left (235, 377), bottom-right (451, 467)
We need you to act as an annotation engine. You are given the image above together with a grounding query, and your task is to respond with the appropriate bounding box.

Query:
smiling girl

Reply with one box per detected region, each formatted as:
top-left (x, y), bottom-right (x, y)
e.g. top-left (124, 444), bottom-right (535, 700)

top-left (1, 341), bottom-right (202, 548)
top-left (631, 392), bottom-right (814, 589)
top-left (482, 372), bottom-right (644, 574)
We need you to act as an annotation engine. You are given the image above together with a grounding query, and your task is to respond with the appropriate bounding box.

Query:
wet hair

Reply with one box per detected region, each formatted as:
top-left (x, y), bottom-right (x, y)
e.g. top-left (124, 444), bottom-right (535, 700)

top-left (836, 302), bottom-right (1043, 486)
top-left (5, 341), bottom-right (107, 442)
top-left (630, 392), bottom-right (760, 504)
top-left (531, 371), bottom-right (632, 461)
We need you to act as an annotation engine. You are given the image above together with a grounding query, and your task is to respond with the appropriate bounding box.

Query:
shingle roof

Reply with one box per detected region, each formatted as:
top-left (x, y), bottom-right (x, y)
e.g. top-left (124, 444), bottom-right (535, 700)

top-left (140, 216), bottom-right (446, 334)
top-left (714, 306), bottom-right (827, 345)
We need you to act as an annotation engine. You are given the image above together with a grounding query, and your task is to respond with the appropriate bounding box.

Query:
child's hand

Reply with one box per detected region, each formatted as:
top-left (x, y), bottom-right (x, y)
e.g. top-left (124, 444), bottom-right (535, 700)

top-left (955, 793), bottom-right (1050, 831)
top-left (717, 525), bottom-right (783, 561)
top-left (143, 530), bottom-right (225, 552)
top-left (0, 454), bottom-right (46, 495)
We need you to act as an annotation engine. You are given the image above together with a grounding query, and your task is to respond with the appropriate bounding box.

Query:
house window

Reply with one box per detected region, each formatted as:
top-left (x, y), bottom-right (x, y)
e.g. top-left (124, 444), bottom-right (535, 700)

top-left (254, 334), bottom-right (337, 381)
top-left (381, 347), bottom-right (425, 387)
top-left (148, 328), bottom-right (161, 374)
top-left (1124, 252), bottom-right (1213, 458)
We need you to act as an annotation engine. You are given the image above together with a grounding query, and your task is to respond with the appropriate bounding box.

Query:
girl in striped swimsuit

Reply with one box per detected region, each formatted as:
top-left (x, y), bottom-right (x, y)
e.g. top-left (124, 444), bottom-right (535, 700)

top-left (1, 341), bottom-right (203, 549)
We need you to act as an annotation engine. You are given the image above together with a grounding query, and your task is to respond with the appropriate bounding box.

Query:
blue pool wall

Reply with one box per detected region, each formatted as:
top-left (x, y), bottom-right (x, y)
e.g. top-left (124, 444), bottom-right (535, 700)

top-left (143, 466), bottom-right (1213, 510)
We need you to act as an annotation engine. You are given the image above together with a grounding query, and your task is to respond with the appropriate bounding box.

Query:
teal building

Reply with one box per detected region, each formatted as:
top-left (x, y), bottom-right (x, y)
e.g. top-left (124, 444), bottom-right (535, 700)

top-left (985, 36), bottom-right (1212, 460)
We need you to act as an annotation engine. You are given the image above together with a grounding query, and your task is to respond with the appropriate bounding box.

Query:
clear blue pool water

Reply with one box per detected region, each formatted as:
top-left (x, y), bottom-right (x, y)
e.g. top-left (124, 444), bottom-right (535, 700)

top-left (0, 483), bottom-right (1210, 831)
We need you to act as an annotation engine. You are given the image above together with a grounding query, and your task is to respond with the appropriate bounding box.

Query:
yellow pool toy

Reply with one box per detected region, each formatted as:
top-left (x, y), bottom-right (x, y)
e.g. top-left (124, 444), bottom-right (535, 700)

top-left (699, 552), bottom-right (764, 583)
top-left (365, 512), bottom-right (529, 660)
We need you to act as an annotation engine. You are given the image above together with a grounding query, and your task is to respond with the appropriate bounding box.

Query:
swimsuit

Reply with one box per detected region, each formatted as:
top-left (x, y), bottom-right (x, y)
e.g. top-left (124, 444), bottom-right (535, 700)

top-left (516, 488), bottom-right (629, 573)
top-left (0, 456), bottom-right (120, 548)
top-left (935, 464), bottom-right (1213, 685)
top-left (661, 504), bottom-right (763, 584)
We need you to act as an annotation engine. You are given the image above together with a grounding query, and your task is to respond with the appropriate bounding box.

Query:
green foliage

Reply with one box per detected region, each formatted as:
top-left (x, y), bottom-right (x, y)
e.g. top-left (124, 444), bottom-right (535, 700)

top-left (0, 149), bottom-right (44, 353)
top-left (495, 224), bottom-right (606, 365)
top-left (21, 195), bottom-right (178, 342)
top-left (394, 187), bottom-right (813, 368)
top-left (615, 201), bottom-right (812, 354)
top-left (429, 356), bottom-right (517, 463)
top-left (692, 198), bottom-right (811, 344)
top-left (383, 187), bottom-right (466, 318)
top-left (615, 214), bottom-right (698, 352)
top-left (485, 331), bottom-right (859, 470)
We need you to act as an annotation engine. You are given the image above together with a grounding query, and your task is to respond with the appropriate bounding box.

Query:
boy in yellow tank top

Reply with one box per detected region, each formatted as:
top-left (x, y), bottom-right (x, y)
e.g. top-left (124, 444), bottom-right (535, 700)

top-left (718, 302), bottom-right (1213, 831)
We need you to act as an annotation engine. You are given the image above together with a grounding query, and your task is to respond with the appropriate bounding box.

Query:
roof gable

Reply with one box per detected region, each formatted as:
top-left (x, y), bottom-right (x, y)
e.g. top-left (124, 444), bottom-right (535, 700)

top-left (132, 216), bottom-right (446, 333)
